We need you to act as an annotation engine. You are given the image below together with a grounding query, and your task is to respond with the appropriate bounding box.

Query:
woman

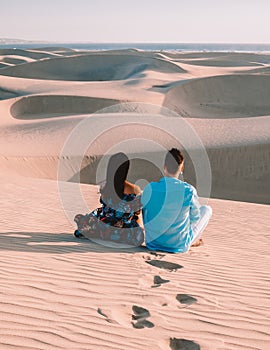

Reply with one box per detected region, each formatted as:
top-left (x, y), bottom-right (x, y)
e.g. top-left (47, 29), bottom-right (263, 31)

top-left (74, 152), bottom-right (144, 247)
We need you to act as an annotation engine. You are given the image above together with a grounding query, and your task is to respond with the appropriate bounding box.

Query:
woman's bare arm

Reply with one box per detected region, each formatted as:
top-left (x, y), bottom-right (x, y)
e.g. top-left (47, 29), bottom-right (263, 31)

top-left (124, 181), bottom-right (141, 195)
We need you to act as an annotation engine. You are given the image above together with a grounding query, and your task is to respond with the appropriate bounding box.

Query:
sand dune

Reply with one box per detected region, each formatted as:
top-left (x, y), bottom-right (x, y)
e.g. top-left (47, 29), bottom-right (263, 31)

top-left (0, 55), bottom-right (35, 65)
top-left (165, 51), bottom-right (270, 63)
top-left (0, 48), bottom-right (269, 349)
top-left (237, 65), bottom-right (270, 75)
top-left (30, 46), bottom-right (76, 53)
top-left (173, 57), bottom-right (263, 67)
top-left (0, 63), bottom-right (11, 69)
top-left (1, 110), bottom-right (269, 204)
top-left (0, 174), bottom-right (269, 350)
top-left (0, 48), bottom-right (61, 59)
top-left (0, 87), bottom-right (18, 99)
top-left (0, 53), bottom-right (185, 81)
top-left (163, 74), bottom-right (270, 118)
top-left (11, 95), bottom-right (121, 119)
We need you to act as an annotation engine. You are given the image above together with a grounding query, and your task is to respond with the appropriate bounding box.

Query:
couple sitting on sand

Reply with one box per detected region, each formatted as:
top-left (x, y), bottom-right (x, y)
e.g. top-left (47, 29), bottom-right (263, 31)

top-left (74, 148), bottom-right (212, 253)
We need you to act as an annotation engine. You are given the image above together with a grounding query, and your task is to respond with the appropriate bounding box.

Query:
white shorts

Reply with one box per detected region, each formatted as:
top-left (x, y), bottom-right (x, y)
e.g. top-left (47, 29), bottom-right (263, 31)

top-left (191, 205), bottom-right (212, 243)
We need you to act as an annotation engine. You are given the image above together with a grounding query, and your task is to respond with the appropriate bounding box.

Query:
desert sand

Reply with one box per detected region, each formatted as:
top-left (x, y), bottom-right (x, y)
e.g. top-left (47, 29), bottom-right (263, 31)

top-left (0, 48), bottom-right (269, 349)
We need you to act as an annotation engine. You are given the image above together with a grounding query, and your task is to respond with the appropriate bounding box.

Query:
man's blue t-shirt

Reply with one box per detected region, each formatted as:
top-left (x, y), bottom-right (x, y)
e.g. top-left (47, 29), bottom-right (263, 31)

top-left (141, 177), bottom-right (201, 253)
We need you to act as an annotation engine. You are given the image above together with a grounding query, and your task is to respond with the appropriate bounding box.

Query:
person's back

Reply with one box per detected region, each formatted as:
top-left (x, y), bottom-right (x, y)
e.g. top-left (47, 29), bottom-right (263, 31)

top-left (141, 148), bottom-right (212, 253)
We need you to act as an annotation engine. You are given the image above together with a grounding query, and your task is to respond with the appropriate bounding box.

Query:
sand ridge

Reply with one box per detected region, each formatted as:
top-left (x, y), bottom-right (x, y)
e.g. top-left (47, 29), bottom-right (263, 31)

top-left (0, 175), bottom-right (269, 349)
top-left (0, 51), bottom-right (186, 81)
top-left (163, 74), bottom-right (270, 118)
top-left (0, 49), bottom-right (269, 204)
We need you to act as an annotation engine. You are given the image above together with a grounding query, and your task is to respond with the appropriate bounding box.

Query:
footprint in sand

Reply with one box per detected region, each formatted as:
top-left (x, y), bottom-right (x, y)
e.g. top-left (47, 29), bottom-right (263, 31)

top-left (152, 275), bottom-right (170, 288)
top-left (176, 294), bottom-right (197, 306)
top-left (149, 251), bottom-right (166, 259)
top-left (146, 259), bottom-right (183, 272)
top-left (142, 252), bottom-right (166, 262)
top-left (131, 305), bottom-right (154, 329)
top-left (132, 319), bottom-right (154, 329)
top-left (132, 305), bottom-right (150, 319)
top-left (170, 338), bottom-right (201, 350)
top-left (97, 308), bottom-right (118, 324)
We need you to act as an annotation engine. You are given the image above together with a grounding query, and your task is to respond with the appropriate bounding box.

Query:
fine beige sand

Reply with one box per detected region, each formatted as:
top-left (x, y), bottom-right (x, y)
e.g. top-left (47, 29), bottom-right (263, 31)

top-left (0, 48), bottom-right (270, 349)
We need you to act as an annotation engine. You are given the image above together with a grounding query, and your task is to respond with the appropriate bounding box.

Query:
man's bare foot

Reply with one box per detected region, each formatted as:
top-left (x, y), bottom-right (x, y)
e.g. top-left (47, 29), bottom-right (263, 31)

top-left (191, 238), bottom-right (204, 247)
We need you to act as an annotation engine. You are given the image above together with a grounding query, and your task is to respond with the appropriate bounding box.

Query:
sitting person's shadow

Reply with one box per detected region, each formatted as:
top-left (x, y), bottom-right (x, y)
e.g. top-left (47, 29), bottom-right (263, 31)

top-left (0, 232), bottom-right (147, 254)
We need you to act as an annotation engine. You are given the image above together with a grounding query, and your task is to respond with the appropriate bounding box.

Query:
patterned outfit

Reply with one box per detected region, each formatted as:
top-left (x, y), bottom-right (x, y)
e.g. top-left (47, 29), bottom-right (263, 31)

top-left (74, 194), bottom-right (144, 246)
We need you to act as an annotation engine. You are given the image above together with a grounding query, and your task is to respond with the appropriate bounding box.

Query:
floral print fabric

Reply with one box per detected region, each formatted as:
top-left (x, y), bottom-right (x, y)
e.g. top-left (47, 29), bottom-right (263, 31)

top-left (74, 194), bottom-right (144, 247)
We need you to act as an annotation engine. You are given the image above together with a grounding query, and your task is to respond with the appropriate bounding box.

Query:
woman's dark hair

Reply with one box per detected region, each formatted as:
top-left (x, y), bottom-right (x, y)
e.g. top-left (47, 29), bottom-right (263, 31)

top-left (101, 152), bottom-right (130, 204)
top-left (165, 148), bottom-right (184, 174)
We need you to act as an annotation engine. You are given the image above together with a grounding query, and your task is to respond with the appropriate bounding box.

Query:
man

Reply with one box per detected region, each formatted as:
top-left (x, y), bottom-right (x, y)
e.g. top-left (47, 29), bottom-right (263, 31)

top-left (141, 148), bottom-right (212, 253)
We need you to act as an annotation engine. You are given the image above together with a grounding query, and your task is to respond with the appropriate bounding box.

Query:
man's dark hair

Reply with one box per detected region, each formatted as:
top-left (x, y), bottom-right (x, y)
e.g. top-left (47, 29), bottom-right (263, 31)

top-left (164, 148), bottom-right (184, 174)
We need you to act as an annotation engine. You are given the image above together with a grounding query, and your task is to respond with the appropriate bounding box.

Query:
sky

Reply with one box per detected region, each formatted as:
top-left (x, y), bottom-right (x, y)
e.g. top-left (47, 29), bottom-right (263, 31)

top-left (1, 0), bottom-right (270, 43)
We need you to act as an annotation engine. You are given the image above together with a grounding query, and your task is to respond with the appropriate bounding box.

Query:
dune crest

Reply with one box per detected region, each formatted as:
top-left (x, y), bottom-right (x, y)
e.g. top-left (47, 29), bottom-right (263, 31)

top-left (163, 74), bottom-right (270, 118)
top-left (0, 52), bottom-right (186, 81)
top-left (11, 95), bottom-right (121, 119)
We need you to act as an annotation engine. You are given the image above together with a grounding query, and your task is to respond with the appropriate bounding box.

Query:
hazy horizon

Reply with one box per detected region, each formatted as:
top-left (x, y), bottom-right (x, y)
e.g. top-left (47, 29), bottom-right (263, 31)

top-left (1, 0), bottom-right (270, 44)
top-left (1, 38), bottom-right (270, 45)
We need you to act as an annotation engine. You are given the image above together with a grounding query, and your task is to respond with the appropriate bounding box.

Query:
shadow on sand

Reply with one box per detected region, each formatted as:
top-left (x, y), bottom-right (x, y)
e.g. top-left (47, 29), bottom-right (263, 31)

top-left (0, 231), bottom-right (148, 255)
